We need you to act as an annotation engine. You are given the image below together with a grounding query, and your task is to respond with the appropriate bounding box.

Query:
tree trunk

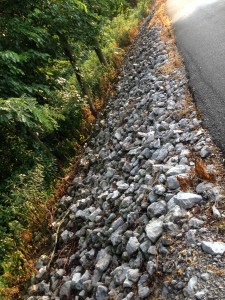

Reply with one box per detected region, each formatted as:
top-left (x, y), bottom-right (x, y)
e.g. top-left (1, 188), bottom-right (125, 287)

top-left (57, 32), bottom-right (97, 118)
top-left (28, 129), bottom-right (55, 160)
top-left (93, 38), bottom-right (107, 66)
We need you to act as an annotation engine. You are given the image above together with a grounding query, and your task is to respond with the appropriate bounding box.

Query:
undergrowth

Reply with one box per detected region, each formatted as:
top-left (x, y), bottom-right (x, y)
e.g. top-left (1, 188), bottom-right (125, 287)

top-left (0, 1), bottom-right (151, 299)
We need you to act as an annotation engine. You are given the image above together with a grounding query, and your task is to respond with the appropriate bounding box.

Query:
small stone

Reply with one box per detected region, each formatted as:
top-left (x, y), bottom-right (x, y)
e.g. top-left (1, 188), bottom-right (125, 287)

top-left (167, 176), bottom-right (180, 189)
top-left (195, 290), bottom-right (207, 299)
top-left (71, 273), bottom-right (82, 285)
top-left (122, 292), bottom-right (134, 300)
top-left (127, 269), bottom-right (140, 282)
top-left (164, 205), bottom-right (188, 223)
top-left (126, 237), bottom-right (140, 255)
top-left (111, 217), bottom-right (124, 231)
top-left (201, 241), bottom-right (225, 255)
top-left (96, 249), bottom-right (112, 272)
top-left (212, 205), bottom-right (221, 218)
top-left (185, 230), bottom-right (196, 244)
top-left (170, 192), bottom-right (202, 209)
top-left (145, 219), bottom-right (163, 243)
top-left (59, 281), bottom-right (72, 300)
top-left (200, 273), bottom-right (209, 281)
top-left (166, 165), bottom-right (187, 176)
top-left (186, 276), bottom-right (197, 296)
top-left (138, 286), bottom-right (151, 298)
top-left (61, 230), bottom-right (74, 243)
top-left (36, 266), bottom-right (47, 281)
top-left (117, 181), bottom-right (129, 192)
top-left (96, 285), bottom-right (108, 300)
top-left (200, 146), bottom-right (211, 158)
top-left (146, 261), bottom-right (157, 276)
top-left (147, 200), bottom-right (167, 218)
top-left (188, 217), bottom-right (204, 228)
top-left (154, 184), bottom-right (166, 195)
top-left (140, 240), bottom-right (152, 253)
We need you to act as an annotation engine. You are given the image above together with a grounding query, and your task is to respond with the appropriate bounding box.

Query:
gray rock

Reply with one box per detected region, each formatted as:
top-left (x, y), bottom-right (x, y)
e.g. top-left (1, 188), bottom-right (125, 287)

top-left (122, 292), bottom-right (134, 300)
top-left (200, 146), bottom-right (211, 158)
top-left (138, 286), bottom-right (151, 298)
top-left (185, 276), bottom-right (197, 296)
top-left (96, 249), bottom-right (112, 272)
top-left (126, 237), bottom-right (140, 255)
top-left (167, 176), bottom-right (180, 189)
top-left (71, 272), bottom-right (82, 285)
top-left (59, 281), bottom-right (72, 299)
top-left (164, 205), bottom-right (188, 223)
top-left (146, 261), bottom-right (157, 276)
top-left (96, 285), bottom-right (108, 300)
top-left (154, 184), bottom-right (166, 195)
top-left (147, 200), bottom-right (167, 218)
top-left (188, 217), bottom-right (204, 228)
top-left (127, 269), bottom-right (140, 282)
top-left (140, 240), bottom-right (152, 253)
top-left (120, 196), bottom-right (133, 208)
top-left (195, 290), bottom-right (207, 300)
top-left (166, 165), bottom-right (188, 176)
top-left (212, 205), bottom-right (221, 218)
top-left (201, 241), bottom-right (225, 255)
top-left (185, 229), bottom-right (196, 244)
top-left (112, 265), bottom-right (129, 285)
top-left (111, 217), bottom-right (124, 231)
top-left (61, 230), bottom-right (74, 243)
top-left (145, 219), bottom-right (163, 243)
top-left (170, 192), bottom-right (202, 209)
top-left (36, 266), bottom-right (47, 281)
top-left (200, 273), bottom-right (210, 281)
top-left (117, 181), bottom-right (129, 192)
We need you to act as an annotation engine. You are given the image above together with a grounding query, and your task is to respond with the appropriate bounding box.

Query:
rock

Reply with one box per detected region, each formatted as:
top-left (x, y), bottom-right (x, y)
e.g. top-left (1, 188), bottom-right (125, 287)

top-left (188, 217), bottom-right (204, 228)
top-left (117, 181), bottom-right (129, 192)
top-left (170, 192), bottom-right (202, 209)
top-left (126, 237), bottom-right (140, 255)
top-left (145, 219), bottom-right (163, 243)
top-left (61, 230), bottom-right (74, 243)
top-left (167, 176), bottom-right (180, 189)
top-left (185, 229), bottom-right (196, 244)
top-left (164, 205), bottom-right (188, 223)
top-left (154, 184), bottom-right (166, 195)
top-left (59, 281), bottom-right (72, 299)
top-left (111, 217), bottom-right (124, 231)
top-left (36, 266), bottom-right (47, 281)
top-left (185, 276), bottom-right (197, 296)
top-left (147, 200), bottom-right (167, 218)
top-left (122, 292), bottom-right (134, 300)
top-left (195, 290), bottom-right (207, 299)
top-left (127, 269), bottom-right (140, 282)
top-left (146, 261), bottom-right (157, 276)
top-left (200, 145), bottom-right (211, 158)
top-left (96, 249), bottom-right (112, 272)
top-left (201, 241), bottom-right (225, 255)
top-left (112, 265), bottom-right (129, 286)
top-left (71, 273), bottom-right (82, 285)
top-left (212, 205), bottom-right (221, 218)
top-left (138, 286), bottom-right (151, 298)
top-left (200, 273), bottom-right (210, 281)
top-left (166, 165), bottom-right (187, 176)
top-left (96, 285), bottom-right (108, 300)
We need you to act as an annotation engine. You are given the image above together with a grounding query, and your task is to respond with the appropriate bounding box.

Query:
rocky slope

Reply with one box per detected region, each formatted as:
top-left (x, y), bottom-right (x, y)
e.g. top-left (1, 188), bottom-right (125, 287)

top-left (27, 3), bottom-right (225, 300)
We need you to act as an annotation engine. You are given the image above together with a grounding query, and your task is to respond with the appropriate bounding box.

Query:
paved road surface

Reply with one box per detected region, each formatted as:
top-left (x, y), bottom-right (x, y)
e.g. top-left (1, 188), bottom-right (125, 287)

top-left (166, 0), bottom-right (225, 153)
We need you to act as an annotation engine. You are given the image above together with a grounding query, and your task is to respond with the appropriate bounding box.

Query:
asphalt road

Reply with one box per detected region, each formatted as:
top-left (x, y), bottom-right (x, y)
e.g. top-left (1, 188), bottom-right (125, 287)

top-left (166, 0), bottom-right (225, 153)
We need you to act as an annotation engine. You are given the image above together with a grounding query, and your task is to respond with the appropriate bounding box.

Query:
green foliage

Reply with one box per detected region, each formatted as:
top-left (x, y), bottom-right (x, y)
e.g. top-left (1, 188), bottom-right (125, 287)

top-left (0, 97), bottom-right (62, 132)
top-left (0, 0), bottom-right (151, 297)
